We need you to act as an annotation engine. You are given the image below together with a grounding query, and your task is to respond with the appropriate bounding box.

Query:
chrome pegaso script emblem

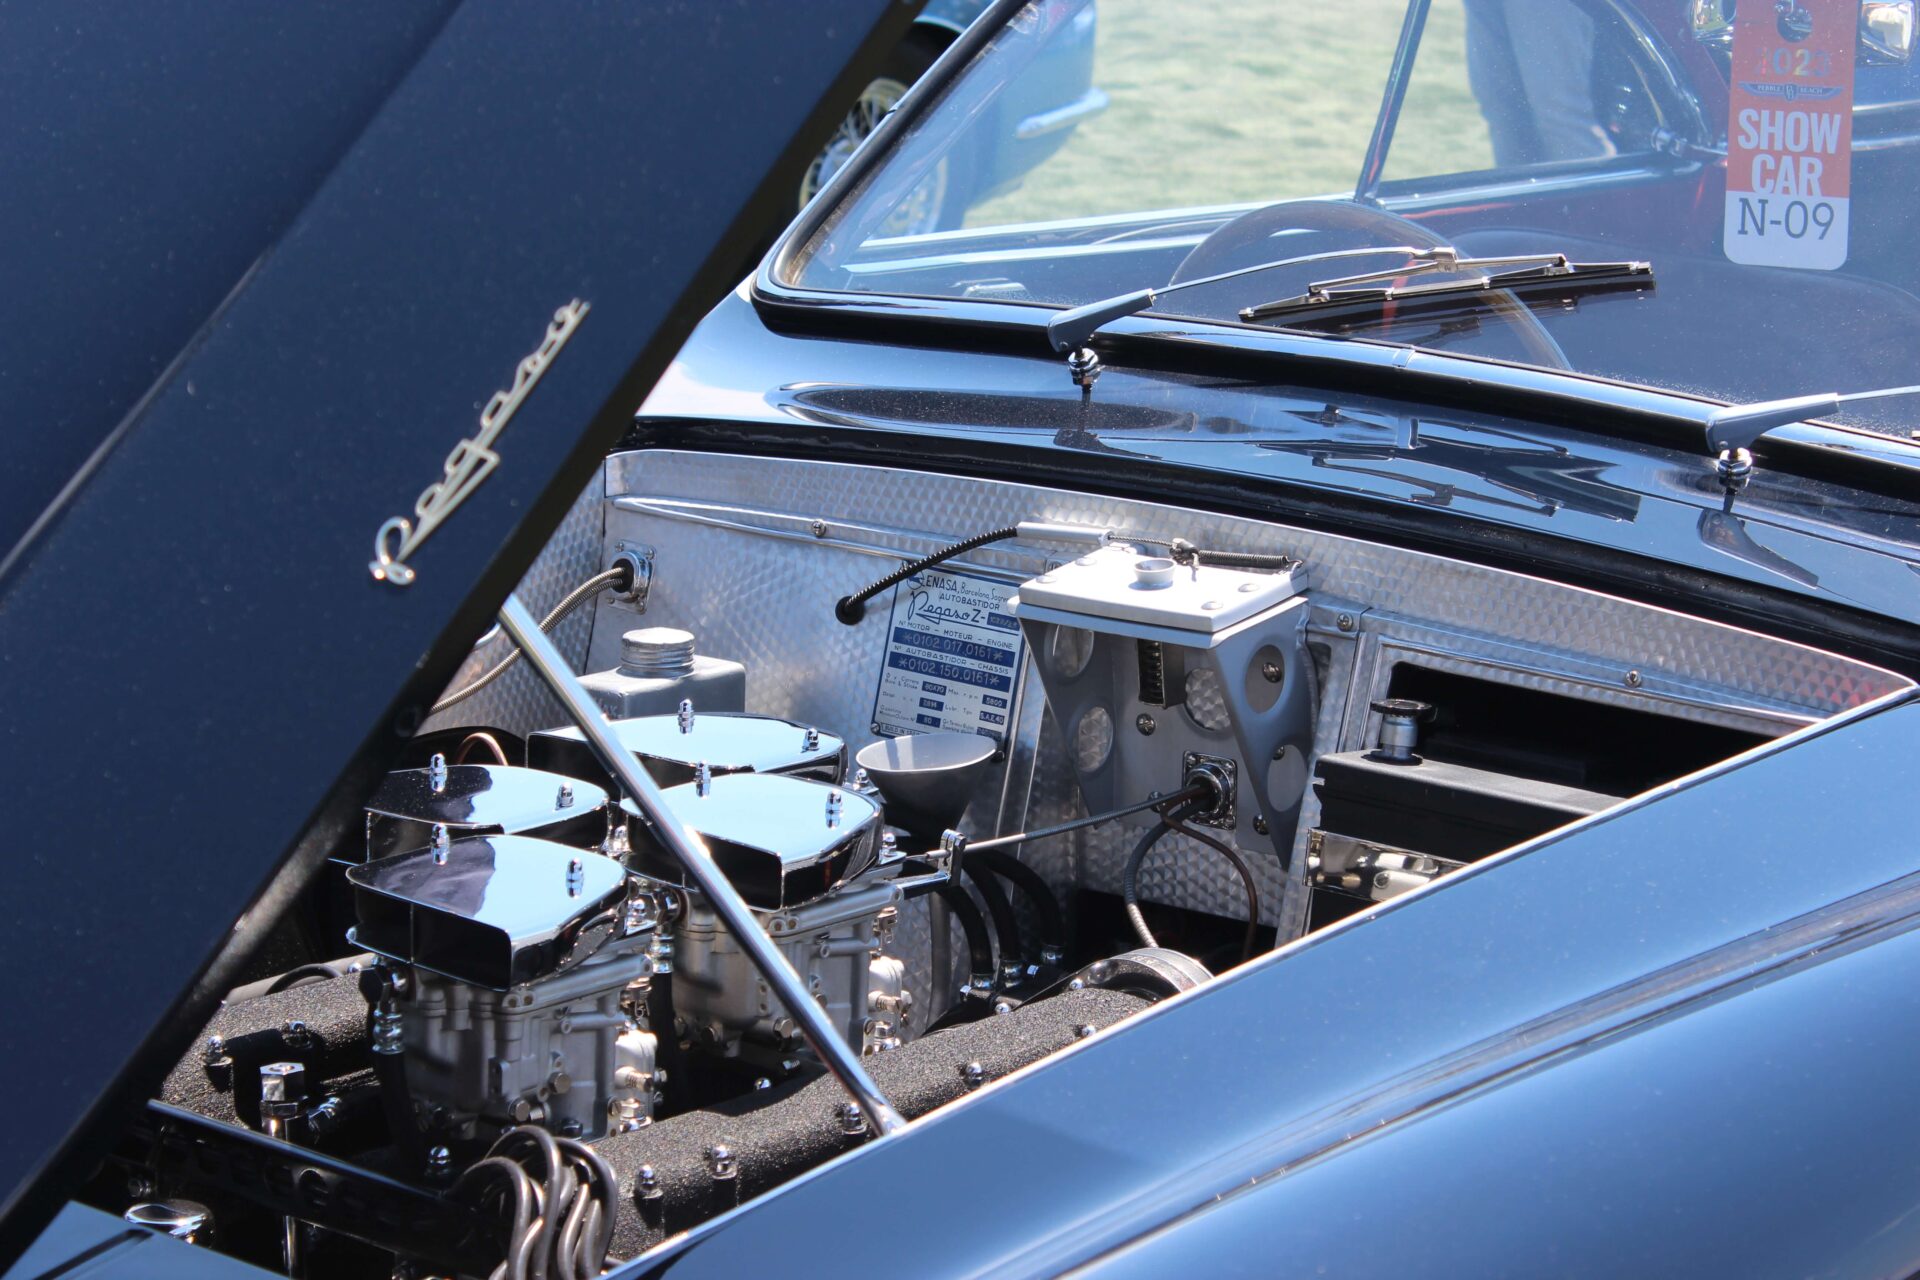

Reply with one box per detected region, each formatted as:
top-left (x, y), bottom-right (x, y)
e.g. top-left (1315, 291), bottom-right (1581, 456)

top-left (370, 299), bottom-right (590, 586)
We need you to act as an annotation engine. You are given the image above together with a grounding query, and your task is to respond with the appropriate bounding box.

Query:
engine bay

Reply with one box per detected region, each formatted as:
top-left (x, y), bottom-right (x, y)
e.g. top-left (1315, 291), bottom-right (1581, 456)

top-left (97, 449), bottom-right (1910, 1277)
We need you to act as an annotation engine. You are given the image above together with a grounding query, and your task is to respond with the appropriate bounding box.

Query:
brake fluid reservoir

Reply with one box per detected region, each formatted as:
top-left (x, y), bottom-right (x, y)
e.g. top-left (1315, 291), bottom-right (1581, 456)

top-left (580, 627), bottom-right (746, 718)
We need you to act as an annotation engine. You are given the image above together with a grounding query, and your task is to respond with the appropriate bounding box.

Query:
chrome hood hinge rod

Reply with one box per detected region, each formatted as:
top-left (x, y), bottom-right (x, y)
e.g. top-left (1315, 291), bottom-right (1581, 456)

top-left (496, 594), bottom-right (906, 1135)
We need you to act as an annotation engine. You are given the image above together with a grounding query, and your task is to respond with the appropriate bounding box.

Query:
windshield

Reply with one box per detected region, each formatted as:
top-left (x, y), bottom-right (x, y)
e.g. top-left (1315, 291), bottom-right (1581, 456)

top-left (788, 0), bottom-right (1920, 434)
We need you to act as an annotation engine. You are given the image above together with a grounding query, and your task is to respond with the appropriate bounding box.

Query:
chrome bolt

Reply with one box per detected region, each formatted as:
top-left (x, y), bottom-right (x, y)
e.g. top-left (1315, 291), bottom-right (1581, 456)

top-left (556, 784), bottom-right (574, 809)
top-left (825, 789), bottom-right (844, 828)
top-left (1238, 581), bottom-right (1259, 593)
top-left (1374, 871), bottom-right (1392, 891)
top-left (1625, 669), bottom-right (1644, 689)
top-left (677, 698), bottom-right (695, 734)
top-left (1253, 815), bottom-right (1270, 835)
top-left (1067, 978), bottom-right (1085, 991)
top-left (960, 1061), bottom-right (987, 1090)
top-left (204, 1035), bottom-right (227, 1065)
top-left (809, 519), bottom-right (829, 538)
top-left (566, 857), bottom-right (584, 897)
top-left (426, 1146), bottom-right (451, 1176)
top-left (1135, 713), bottom-right (1157, 736)
top-left (1067, 346), bottom-right (1102, 390)
top-left (803, 726), bottom-right (821, 751)
top-left (993, 1000), bottom-right (1012, 1015)
top-left (1336, 613), bottom-right (1356, 632)
top-left (427, 753), bottom-right (448, 793)
top-left (1261, 660), bottom-right (1283, 683)
top-left (636, 1164), bottom-right (662, 1198)
top-left (259, 1062), bottom-right (305, 1121)
top-left (694, 761), bottom-right (713, 797)
top-left (1201, 600), bottom-right (1223, 611)
top-left (837, 1102), bottom-right (866, 1135)
top-left (753, 1077), bottom-right (771, 1091)
top-left (1075, 1024), bottom-right (1098, 1039)
top-left (706, 1145), bottom-right (737, 1180)
top-left (430, 823), bottom-right (450, 865)
top-left (280, 1019), bottom-right (312, 1050)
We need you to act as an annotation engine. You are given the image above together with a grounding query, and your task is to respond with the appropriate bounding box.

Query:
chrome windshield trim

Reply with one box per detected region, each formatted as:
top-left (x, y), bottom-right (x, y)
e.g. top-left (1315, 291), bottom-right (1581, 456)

top-left (752, 275), bottom-right (1920, 476)
top-left (843, 234), bottom-right (1207, 278)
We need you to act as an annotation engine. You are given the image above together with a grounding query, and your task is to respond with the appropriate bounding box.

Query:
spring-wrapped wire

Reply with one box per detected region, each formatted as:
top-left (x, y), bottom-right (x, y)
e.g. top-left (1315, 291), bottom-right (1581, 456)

top-left (1122, 818), bottom-right (1179, 950)
top-left (431, 567), bottom-right (628, 715)
top-left (1121, 800), bottom-right (1263, 961)
top-left (833, 526), bottom-right (1021, 625)
top-left (1159, 810), bottom-right (1263, 961)
top-left (452, 1126), bottom-right (617, 1280)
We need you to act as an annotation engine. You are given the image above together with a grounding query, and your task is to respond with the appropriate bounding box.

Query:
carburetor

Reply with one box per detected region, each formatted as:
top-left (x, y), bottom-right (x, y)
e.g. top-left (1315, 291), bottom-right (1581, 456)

top-left (347, 835), bottom-right (663, 1140)
top-left (639, 769), bottom-right (913, 1064)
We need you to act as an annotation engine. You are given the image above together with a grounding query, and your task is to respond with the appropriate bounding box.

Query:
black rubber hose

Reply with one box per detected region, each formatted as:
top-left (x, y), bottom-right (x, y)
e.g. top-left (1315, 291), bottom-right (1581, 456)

top-left (963, 784), bottom-right (1207, 855)
top-left (962, 861), bottom-right (1023, 976)
top-left (264, 962), bottom-right (342, 993)
top-left (969, 848), bottom-right (1066, 961)
top-left (647, 972), bottom-right (686, 1119)
top-left (932, 881), bottom-right (997, 992)
top-left (834, 526), bottom-right (1020, 625)
top-left (1161, 811), bottom-right (1264, 962)
top-left (365, 1024), bottom-right (426, 1173)
top-left (1122, 820), bottom-right (1177, 950)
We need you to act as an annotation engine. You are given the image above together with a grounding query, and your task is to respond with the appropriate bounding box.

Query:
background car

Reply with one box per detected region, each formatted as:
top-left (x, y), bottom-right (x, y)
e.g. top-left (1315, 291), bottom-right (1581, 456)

top-left (797, 0), bottom-right (1104, 234)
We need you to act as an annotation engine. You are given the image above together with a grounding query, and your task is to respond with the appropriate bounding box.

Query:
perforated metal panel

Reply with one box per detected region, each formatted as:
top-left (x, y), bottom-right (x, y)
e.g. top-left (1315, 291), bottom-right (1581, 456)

top-left (476, 449), bottom-right (1915, 986)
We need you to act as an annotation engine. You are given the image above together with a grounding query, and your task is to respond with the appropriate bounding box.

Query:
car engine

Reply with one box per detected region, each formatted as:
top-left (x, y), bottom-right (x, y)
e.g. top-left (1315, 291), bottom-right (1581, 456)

top-left (100, 451), bottom-right (1909, 1278)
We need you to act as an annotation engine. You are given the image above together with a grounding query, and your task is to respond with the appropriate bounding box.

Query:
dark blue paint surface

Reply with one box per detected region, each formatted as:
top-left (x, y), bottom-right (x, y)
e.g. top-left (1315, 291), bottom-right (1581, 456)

top-left (0, 2), bottom-right (456, 558)
top-left (635, 699), bottom-right (1920, 1277)
top-left (0, 0), bottom-right (913, 1262)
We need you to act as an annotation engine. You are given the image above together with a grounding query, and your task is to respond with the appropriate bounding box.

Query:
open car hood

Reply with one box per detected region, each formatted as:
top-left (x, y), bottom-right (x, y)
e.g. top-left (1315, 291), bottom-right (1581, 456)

top-left (0, 0), bottom-right (919, 1261)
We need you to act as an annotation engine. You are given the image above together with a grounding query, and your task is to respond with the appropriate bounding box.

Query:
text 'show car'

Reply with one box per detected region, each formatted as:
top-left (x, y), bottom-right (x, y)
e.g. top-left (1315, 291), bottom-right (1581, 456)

top-left (10, 0), bottom-right (1920, 1277)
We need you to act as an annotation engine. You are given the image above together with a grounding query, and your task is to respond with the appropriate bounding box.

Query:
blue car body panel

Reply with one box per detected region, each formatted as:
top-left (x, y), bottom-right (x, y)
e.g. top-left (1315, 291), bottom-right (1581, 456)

top-left (629, 693), bottom-right (1920, 1276)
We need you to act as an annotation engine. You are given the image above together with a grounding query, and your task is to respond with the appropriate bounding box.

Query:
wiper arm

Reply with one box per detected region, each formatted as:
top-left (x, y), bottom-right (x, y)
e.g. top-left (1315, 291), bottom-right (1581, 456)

top-left (1702, 383), bottom-right (1920, 497)
top-left (1045, 244), bottom-right (1429, 355)
top-left (1239, 248), bottom-right (1652, 322)
top-left (1704, 384), bottom-right (1920, 453)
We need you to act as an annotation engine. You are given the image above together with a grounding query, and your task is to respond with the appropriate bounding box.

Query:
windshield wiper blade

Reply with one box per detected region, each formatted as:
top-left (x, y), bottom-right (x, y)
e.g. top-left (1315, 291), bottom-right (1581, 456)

top-left (1045, 244), bottom-right (1430, 355)
top-left (1239, 249), bottom-right (1652, 322)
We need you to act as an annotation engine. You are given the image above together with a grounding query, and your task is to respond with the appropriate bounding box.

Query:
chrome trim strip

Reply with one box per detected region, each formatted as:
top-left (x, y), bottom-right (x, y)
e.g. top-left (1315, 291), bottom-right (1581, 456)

top-left (1013, 86), bottom-right (1110, 139)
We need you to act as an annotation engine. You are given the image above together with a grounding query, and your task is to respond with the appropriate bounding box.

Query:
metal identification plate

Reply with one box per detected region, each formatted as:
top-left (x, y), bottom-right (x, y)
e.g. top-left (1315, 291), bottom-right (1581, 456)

top-left (1723, 0), bottom-right (1854, 270)
top-left (870, 568), bottom-right (1025, 742)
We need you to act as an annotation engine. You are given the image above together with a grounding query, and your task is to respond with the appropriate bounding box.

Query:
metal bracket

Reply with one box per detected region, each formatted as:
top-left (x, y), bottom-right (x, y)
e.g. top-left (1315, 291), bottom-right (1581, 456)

top-left (1307, 829), bottom-right (1463, 902)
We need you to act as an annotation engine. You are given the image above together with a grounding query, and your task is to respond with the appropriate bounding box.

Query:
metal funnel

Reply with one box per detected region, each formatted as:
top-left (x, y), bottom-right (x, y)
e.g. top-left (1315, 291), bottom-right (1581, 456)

top-left (855, 732), bottom-right (997, 845)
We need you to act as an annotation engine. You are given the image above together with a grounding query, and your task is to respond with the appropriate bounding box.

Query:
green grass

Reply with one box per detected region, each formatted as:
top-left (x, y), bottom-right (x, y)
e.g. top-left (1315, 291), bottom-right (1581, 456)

top-left (966, 0), bottom-right (1495, 228)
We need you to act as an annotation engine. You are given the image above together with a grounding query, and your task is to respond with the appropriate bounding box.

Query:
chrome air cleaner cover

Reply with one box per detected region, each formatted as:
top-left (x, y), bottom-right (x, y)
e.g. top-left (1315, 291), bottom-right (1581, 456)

top-left (346, 836), bottom-right (630, 989)
top-left (625, 773), bottom-right (880, 910)
top-left (527, 709), bottom-right (845, 794)
top-left (352, 760), bottom-right (611, 863)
